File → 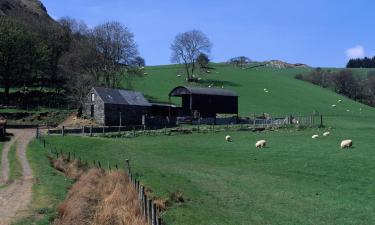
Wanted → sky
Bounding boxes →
[41,0,375,67]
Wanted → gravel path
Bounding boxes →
[0,129,35,225]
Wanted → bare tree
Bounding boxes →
[170,30,212,81]
[92,21,138,88]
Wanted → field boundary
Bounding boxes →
[45,114,324,138]
[35,129,165,225]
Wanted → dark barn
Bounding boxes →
[85,87,151,126]
[169,86,238,118]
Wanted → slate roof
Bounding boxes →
[93,87,152,106]
[169,86,238,97]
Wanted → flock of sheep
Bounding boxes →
[225,132,353,149]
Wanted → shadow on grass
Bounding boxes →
[197,79,240,88]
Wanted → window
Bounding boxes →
[90,105,94,117]
[91,93,95,102]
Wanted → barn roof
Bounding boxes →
[169,86,238,97]
[93,87,152,106]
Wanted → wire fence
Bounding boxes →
[35,129,165,225]
[45,114,324,138]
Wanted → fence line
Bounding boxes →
[35,129,164,225]
[46,114,324,138]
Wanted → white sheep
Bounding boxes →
[143,72,148,75]
[340,139,353,149]
[312,134,319,139]
[338,100,342,103]
[346,109,350,112]
[331,104,337,107]
[176,74,181,77]
[264,90,269,93]
[225,135,232,142]
[255,140,266,148]
[323,131,330,136]
[264,88,267,91]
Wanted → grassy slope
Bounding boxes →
[8,142,22,180]
[129,64,374,118]
[27,64,375,224]
[14,141,72,225]
[45,121,375,225]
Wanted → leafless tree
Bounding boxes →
[170,30,212,81]
[92,21,138,88]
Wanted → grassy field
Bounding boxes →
[13,141,72,225]
[128,64,374,117]
[24,64,375,224]
[44,115,375,225]
[8,142,22,181]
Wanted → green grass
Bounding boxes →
[128,64,374,117]
[22,64,375,224]
[8,142,23,181]
[13,141,72,225]
[43,118,375,225]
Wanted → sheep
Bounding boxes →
[225,135,232,142]
[340,139,353,149]
[264,90,269,93]
[346,109,350,112]
[255,140,266,148]
[143,72,148,75]
[264,88,268,91]
[312,134,319,139]
[176,74,181,77]
[331,104,337,107]
[338,99,342,103]
[323,131,330,136]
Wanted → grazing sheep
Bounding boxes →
[338,100,342,103]
[197,77,202,81]
[255,140,266,148]
[143,72,148,75]
[176,74,181,77]
[340,139,353,149]
[264,88,267,91]
[264,90,269,93]
[323,131,330,136]
[225,135,232,142]
[331,104,337,107]
[346,109,350,112]
[312,134,319,139]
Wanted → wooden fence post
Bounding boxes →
[148,199,152,223]
[82,126,84,135]
[62,126,65,136]
[90,125,93,137]
[320,114,323,127]
[125,159,131,175]
[68,152,71,161]
[152,203,157,225]
[143,193,148,219]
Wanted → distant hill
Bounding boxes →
[0,0,55,24]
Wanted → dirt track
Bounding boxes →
[0,129,35,225]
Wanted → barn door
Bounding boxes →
[90,105,94,117]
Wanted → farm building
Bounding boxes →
[169,86,238,118]
[85,87,152,126]
[0,116,6,139]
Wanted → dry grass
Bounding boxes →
[93,171,148,225]
[54,168,103,225]
[52,157,148,225]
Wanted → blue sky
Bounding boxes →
[41,0,375,67]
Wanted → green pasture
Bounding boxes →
[43,113,375,225]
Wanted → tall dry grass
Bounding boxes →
[92,171,148,225]
[52,157,148,225]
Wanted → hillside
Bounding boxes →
[0,0,53,20]
[128,64,375,118]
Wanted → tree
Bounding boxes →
[170,30,212,81]
[330,70,359,99]
[132,56,146,67]
[0,17,49,98]
[196,53,210,69]
[92,21,139,88]
[228,56,251,67]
